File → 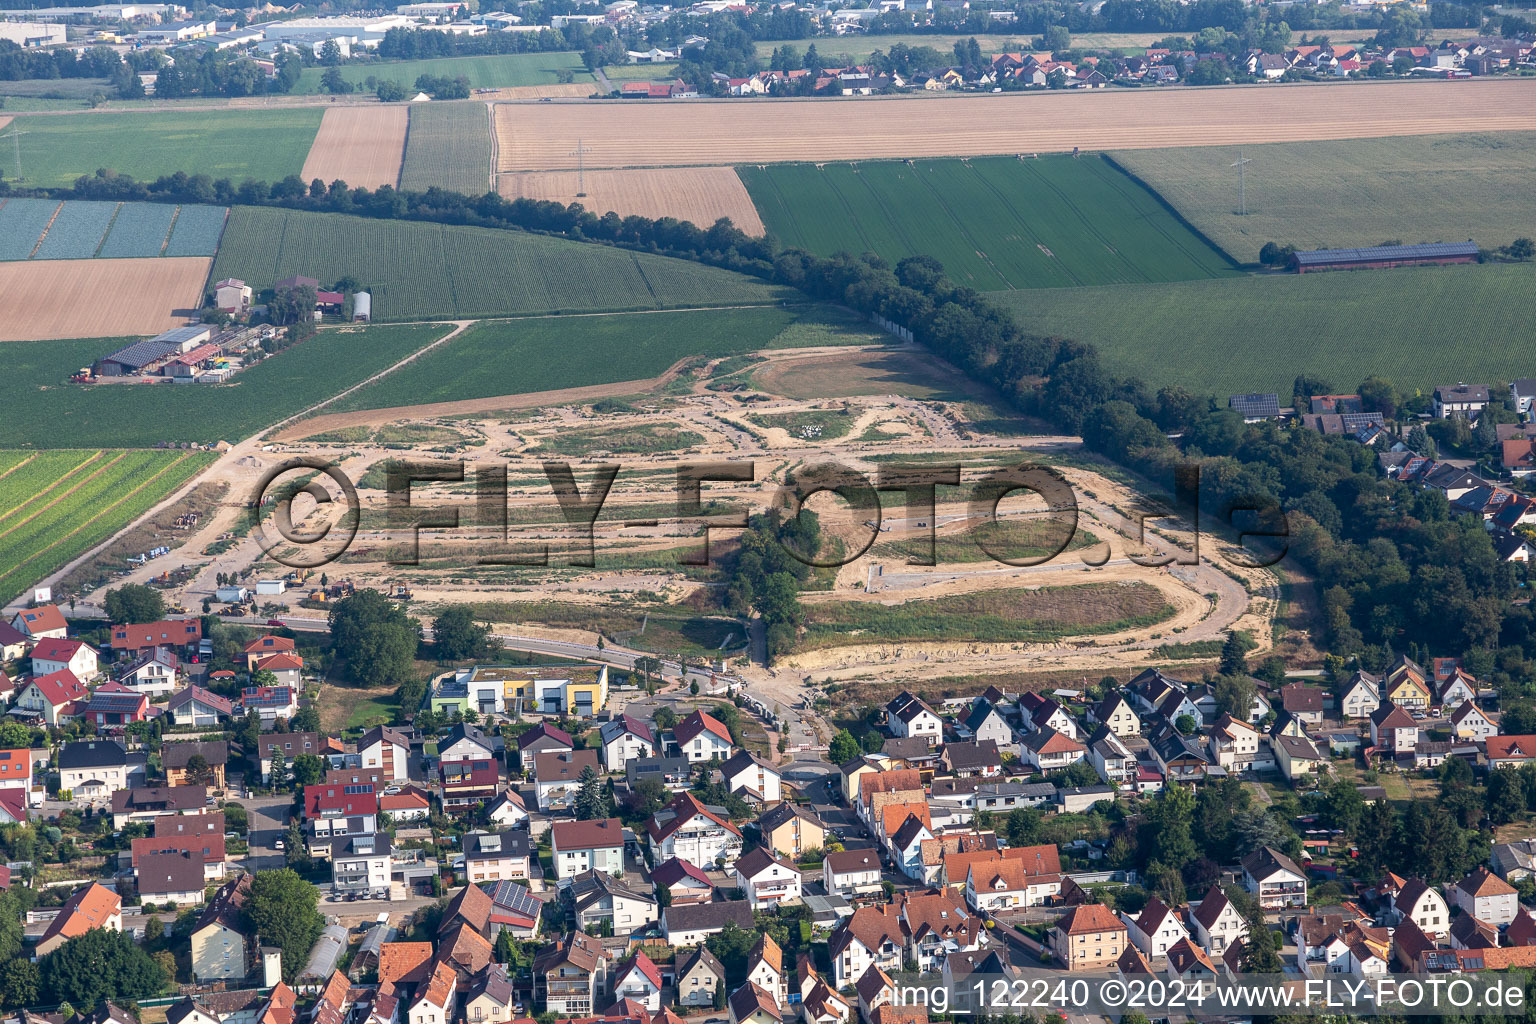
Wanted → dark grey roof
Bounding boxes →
[1228,393,1280,419]
[58,739,128,770]
[943,739,1002,771]
[1292,242,1479,267]
[663,899,754,934]
[162,741,227,769]
[101,339,181,370]
[626,756,692,784]
[464,830,531,859]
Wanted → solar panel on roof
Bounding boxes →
[1294,242,1479,265]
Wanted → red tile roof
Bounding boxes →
[31,669,88,707]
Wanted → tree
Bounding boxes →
[377,80,406,102]
[40,928,164,1006]
[713,979,726,1011]
[104,583,165,624]
[1211,674,1257,720]
[1506,238,1535,261]
[0,959,38,1010]
[1175,714,1196,735]
[284,819,310,870]
[1406,424,1437,458]
[1219,631,1248,676]
[829,729,861,765]
[292,705,321,733]
[330,590,422,688]
[269,750,289,792]
[267,283,317,325]
[433,607,494,661]
[182,754,214,788]
[1240,925,1285,972]
[244,869,324,982]
[1359,376,1400,420]
[653,706,678,733]
[290,753,325,789]
[573,766,613,821]
[319,38,343,66]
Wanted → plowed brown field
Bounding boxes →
[495,80,1536,170]
[301,106,408,189]
[0,257,212,342]
[496,166,765,234]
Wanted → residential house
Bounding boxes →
[190,875,252,982]
[58,738,143,800]
[16,669,89,725]
[111,648,178,699]
[569,870,657,934]
[533,749,600,811]
[854,965,896,1022]
[163,741,227,789]
[1189,883,1247,956]
[408,961,458,1024]
[823,848,883,897]
[647,791,742,868]
[900,889,983,972]
[1021,727,1084,771]
[1273,733,1324,783]
[963,847,1062,912]
[1208,714,1268,774]
[1023,696,1079,740]
[513,723,572,768]
[83,682,149,727]
[1394,878,1449,936]
[441,759,500,811]
[1124,896,1190,958]
[1089,693,1141,736]
[885,692,943,747]
[745,934,785,1009]
[828,904,904,989]
[460,831,532,884]
[357,726,410,781]
[1451,866,1518,926]
[662,900,755,946]
[481,879,542,939]
[963,699,1013,745]
[109,617,201,656]
[722,750,782,803]
[138,849,207,907]
[550,818,626,882]
[31,638,99,680]
[627,756,694,792]
[1434,383,1490,419]
[242,634,296,670]
[756,802,826,859]
[599,716,656,771]
[381,786,433,823]
[1339,671,1381,719]
[1487,735,1536,769]
[256,732,323,782]
[1242,847,1306,909]
[735,845,802,909]
[11,605,67,640]
[941,740,1003,778]
[35,882,122,956]
[674,710,736,762]
[676,946,726,1008]
[166,686,235,727]
[652,856,713,905]
[1370,703,1419,755]
[1451,702,1498,741]
[0,749,33,809]
[611,952,663,1012]
[1382,658,1433,709]
[463,964,515,1024]
[1050,904,1128,972]
[728,983,781,1024]
[444,723,500,763]
[112,785,206,828]
[1278,683,1325,725]
[1086,727,1136,789]
[331,833,392,893]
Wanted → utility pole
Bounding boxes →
[1231,151,1251,216]
[570,139,592,197]
[0,125,28,182]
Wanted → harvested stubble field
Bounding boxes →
[989,262,1536,396]
[0,257,210,341]
[797,580,1175,650]
[495,81,1536,170]
[741,156,1233,289]
[1111,131,1536,262]
[11,108,323,187]
[398,101,493,194]
[0,324,449,448]
[211,206,779,321]
[300,106,408,190]
[497,166,765,234]
[0,449,213,604]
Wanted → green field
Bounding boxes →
[297,52,590,94]
[329,305,860,412]
[738,156,1235,291]
[10,109,324,187]
[0,323,451,449]
[210,206,781,321]
[0,449,214,604]
[1111,133,1536,264]
[990,262,1536,396]
[398,101,493,194]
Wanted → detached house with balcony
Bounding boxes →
[673,710,735,762]
[647,791,741,868]
[1022,727,1084,771]
[885,692,943,747]
[734,845,802,909]
[1243,847,1306,909]
[550,818,625,882]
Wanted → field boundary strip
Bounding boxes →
[92,203,123,258]
[26,202,62,259]
[1082,158,1237,275]
[0,454,37,485]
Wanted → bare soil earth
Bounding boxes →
[497,166,766,234]
[495,80,1536,170]
[300,106,408,190]
[0,257,212,341]
[275,357,690,441]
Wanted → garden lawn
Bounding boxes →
[11,109,324,187]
